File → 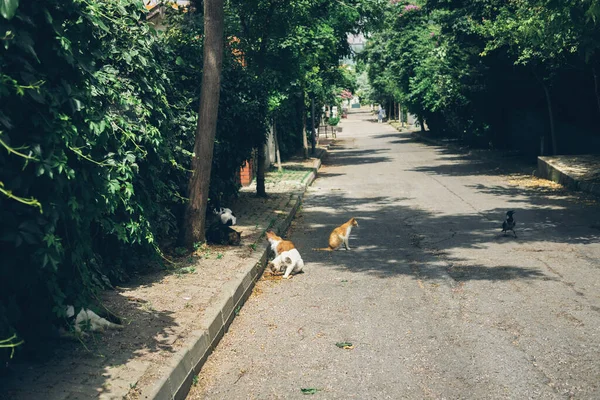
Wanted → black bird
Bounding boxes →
[502,210,517,237]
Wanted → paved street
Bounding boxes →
[189,110,600,399]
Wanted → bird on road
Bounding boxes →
[502,210,517,237]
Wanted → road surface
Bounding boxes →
[188,110,600,399]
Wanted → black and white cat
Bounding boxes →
[65,305,123,333]
[213,207,236,226]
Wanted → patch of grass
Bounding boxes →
[175,266,196,278]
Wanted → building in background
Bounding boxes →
[145,0,190,30]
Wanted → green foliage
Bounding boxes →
[162,7,269,206]
[328,116,341,126]
[0,0,180,360]
[229,0,368,154]
[364,0,600,153]
[0,0,371,364]
[0,0,266,362]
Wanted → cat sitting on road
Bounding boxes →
[314,217,359,251]
[268,248,305,279]
[265,230,296,257]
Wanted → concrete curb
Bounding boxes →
[538,156,600,197]
[144,148,327,400]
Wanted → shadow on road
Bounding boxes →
[297,128,600,285]
[297,192,579,282]
[324,148,392,167]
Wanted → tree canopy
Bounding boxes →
[362,0,600,154]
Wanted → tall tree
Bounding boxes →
[184,0,225,246]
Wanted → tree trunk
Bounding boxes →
[256,144,267,197]
[532,66,558,155]
[386,100,390,122]
[273,118,282,172]
[542,83,558,155]
[184,0,225,247]
[593,67,600,120]
[302,95,309,159]
[400,103,404,127]
[311,96,316,155]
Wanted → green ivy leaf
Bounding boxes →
[0,0,19,20]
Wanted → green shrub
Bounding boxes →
[0,0,270,363]
[328,116,341,126]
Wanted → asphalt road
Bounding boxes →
[188,110,600,399]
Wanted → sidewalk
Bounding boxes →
[0,148,327,400]
[405,125,600,196]
[538,155,600,196]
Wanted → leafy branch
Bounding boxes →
[0,334,24,359]
[0,181,43,212]
[0,135,39,161]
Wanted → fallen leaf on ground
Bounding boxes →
[301,388,320,395]
[335,342,354,349]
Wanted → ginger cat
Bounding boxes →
[265,230,295,257]
[314,217,359,251]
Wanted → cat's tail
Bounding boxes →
[312,247,333,251]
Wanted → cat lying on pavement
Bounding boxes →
[65,305,123,334]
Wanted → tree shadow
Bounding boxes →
[406,134,538,174]
[292,190,599,284]
[0,289,178,399]
[372,133,405,140]
[325,148,392,167]
[316,172,346,179]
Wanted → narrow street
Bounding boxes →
[188,110,600,399]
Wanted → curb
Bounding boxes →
[538,156,600,197]
[144,148,327,400]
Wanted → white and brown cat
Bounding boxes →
[314,217,359,251]
[269,249,304,279]
[265,230,304,279]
